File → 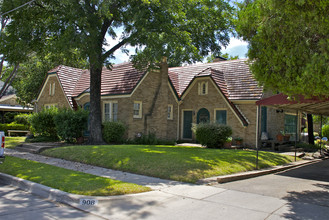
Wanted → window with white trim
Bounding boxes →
[215,109,227,125]
[44,104,58,109]
[167,104,173,120]
[49,83,52,95]
[52,83,55,95]
[284,114,297,134]
[133,101,142,118]
[103,101,118,122]
[198,82,208,95]
[49,82,55,96]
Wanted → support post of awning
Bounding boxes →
[320,115,323,154]
[256,105,260,169]
[295,111,298,161]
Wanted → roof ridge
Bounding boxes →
[168,58,249,70]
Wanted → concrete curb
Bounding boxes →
[197,157,328,185]
[0,172,137,207]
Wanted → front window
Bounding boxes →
[133,101,142,118]
[44,104,58,109]
[215,109,227,125]
[103,102,118,122]
[285,114,297,134]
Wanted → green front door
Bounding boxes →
[183,111,193,139]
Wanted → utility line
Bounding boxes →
[0,0,36,17]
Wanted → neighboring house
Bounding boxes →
[0,94,33,123]
[36,58,300,146]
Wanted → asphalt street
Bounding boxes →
[0,183,105,220]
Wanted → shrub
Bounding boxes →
[14,113,31,126]
[29,107,58,138]
[102,121,126,144]
[54,108,89,143]
[192,123,232,148]
[3,112,19,123]
[0,122,29,136]
[322,124,329,138]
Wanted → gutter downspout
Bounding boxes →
[177,101,181,141]
[295,111,298,161]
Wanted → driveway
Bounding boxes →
[217,159,329,219]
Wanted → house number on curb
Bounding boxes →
[79,199,98,206]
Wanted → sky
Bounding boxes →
[109,37,249,64]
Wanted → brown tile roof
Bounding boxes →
[168,59,263,100]
[49,65,84,107]
[71,62,146,98]
[49,59,262,111]
[100,62,146,96]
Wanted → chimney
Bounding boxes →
[213,56,227,62]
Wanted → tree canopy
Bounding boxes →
[1,0,233,143]
[235,0,329,98]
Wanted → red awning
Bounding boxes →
[256,93,329,116]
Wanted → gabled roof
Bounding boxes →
[48,65,84,107]
[168,59,263,100]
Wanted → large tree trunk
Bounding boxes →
[88,63,105,144]
[307,114,314,145]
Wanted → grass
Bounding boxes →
[5,137,26,149]
[0,156,150,196]
[41,145,297,183]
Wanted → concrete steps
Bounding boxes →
[15,142,66,154]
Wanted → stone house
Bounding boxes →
[36,58,300,146]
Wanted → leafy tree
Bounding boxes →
[235,0,329,97]
[12,52,88,105]
[2,0,233,144]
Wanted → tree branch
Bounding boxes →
[0,56,5,79]
[102,37,130,60]
[0,64,19,98]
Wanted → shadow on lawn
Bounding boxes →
[133,146,293,181]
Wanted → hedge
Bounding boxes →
[0,122,29,136]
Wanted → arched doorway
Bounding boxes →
[197,108,210,124]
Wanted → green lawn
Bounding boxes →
[5,137,26,149]
[41,145,297,183]
[0,156,150,196]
